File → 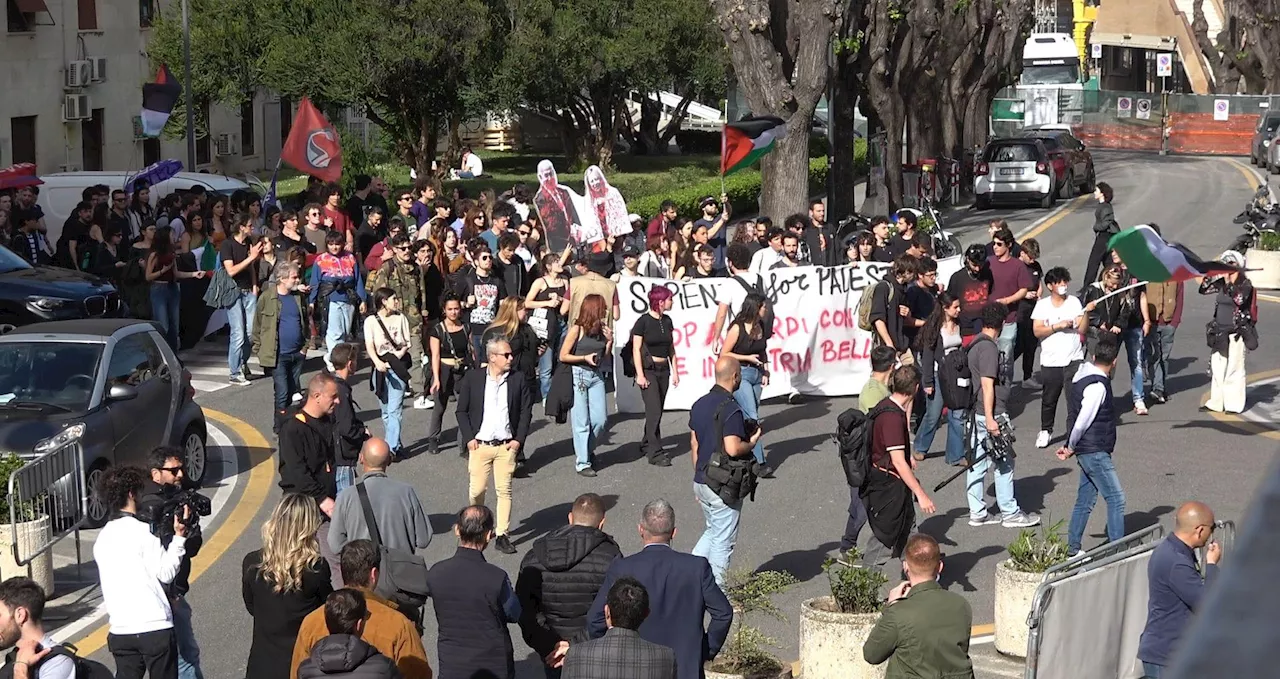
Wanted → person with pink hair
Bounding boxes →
[631,285,680,466]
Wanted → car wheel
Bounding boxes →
[1039,189,1055,209]
[975,194,991,210]
[183,423,208,487]
[1059,172,1074,199]
[84,462,110,529]
[1082,166,1096,194]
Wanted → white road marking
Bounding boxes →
[48,423,241,643]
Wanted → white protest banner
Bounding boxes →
[612,256,962,412]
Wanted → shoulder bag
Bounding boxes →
[354,482,431,612]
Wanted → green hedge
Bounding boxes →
[628,138,866,220]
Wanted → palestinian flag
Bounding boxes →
[721,116,786,176]
[1107,225,1238,282]
[140,65,182,137]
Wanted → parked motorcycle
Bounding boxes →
[1231,183,1280,253]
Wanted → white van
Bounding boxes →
[36,171,251,244]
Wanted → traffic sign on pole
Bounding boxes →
[1157,54,1173,78]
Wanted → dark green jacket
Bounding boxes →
[368,258,422,335]
[252,287,310,368]
[862,581,975,679]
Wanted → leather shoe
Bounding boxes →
[514,460,529,478]
[1151,390,1168,404]
[577,468,597,477]
[757,464,776,479]
[648,455,672,467]
[495,535,517,554]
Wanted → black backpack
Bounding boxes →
[835,401,900,490]
[0,643,115,679]
[936,334,998,411]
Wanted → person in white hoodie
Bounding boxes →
[93,465,190,679]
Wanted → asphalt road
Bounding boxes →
[64,151,1280,678]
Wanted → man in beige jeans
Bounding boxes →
[457,339,534,555]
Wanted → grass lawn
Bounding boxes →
[274,151,724,205]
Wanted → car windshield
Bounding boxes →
[0,342,103,413]
[0,245,33,275]
[1021,64,1080,86]
[985,144,1040,163]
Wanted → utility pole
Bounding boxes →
[182,0,195,170]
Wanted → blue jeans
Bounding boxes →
[325,299,354,369]
[693,481,741,589]
[149,283,180,351]
[537,321,563,399]
[335,465,357,495]
[380,369,406,451]
[966,415,1020,518]
[273,351,305,410]
[734,365,765,463]
[1146,324,1176,394]
[997,321,1018,383]
[226,290,257,379]
[913,373,945,455]
[1142,661,1164,678]
[1123,327,1146,403]
[1067,452,1126,553]
[945,408,968,465]
[171,594,203,679]
[571,367,607,471]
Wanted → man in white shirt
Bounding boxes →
[708,242,768,349]
[454,146,484,179]
[456,340,534,555]
[749,226,785,274]
[93,465,190,678]
[0,577,76,679]
[1031,267,1087,449]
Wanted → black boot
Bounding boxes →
[426,436,439,455]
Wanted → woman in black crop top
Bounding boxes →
[631,285,680,466]
[425,292,474,454]
[718,292,772,475]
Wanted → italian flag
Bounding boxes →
[1107,225,1238,282]
[721,116,787,176]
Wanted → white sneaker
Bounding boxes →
[1035,430,1051,449]
[291,392,303,404]
[1134,400,1149,416]
[413,395,434,410]
[1002,511,1042,528]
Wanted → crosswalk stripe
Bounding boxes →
[178,337,328,397]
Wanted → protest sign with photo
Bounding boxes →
[583,165,632,238]
[533,159,586,252]
[612,256,963,412]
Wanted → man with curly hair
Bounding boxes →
[93,465,191,678]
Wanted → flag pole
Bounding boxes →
[1085,280,1148,306]
[719,123,727,197]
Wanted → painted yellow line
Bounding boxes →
[1260,293,1280,304]
[1224,157,1264,191]
[971,623,995,636]
[1199,368,1280,441]
[1020,195,1088,241]
[69,409,274,655]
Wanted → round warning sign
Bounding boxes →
[1136,100,1150,113]
[1118,98,1132,111]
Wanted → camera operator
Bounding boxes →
[689,356,763,589]
[137,446,205,679]
[93,465,191,679]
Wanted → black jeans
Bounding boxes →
[426,364,462,444]
[1014,312,1038,381]
[1040,361,1081,432]
[1081,232,1111,291]
[840,486,867,552]
[639,363,671,460]
[108,628,178,679]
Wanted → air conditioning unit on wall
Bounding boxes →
[215,133,237,156]
[89,57,107,83]
[65,60,91,88]
[62,94,91,122]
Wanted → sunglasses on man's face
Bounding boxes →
[492,351,513,359]
[399,196,412,202]
[394,245,411,252]
[518,229,531,237]
[478,255,492,262]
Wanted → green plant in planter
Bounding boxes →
[1255,230,1280,252]
[710,568,799,677]
[823,552,887,614]
[1007,519,1070,573]
[0,453,40,522]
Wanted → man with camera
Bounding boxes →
[689,356,763,589]
[94,465,192,679]
[137,447,206,679]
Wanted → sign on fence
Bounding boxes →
[612,257,963,412]
[1117,97,1132,119]
[1214,99,1230,121]
[1136,99,1152,121]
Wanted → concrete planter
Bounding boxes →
[994,559,1046,657]
[1247,248,1280,289]
[0,515,53,595]
[705,665,792,679]
[798,597,886,679]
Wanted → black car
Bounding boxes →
[0,243,123,334]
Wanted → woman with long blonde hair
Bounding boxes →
[241,493,333,679]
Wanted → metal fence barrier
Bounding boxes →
[6,441,88,579]
[1025,520,1236,679]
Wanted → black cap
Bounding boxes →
[621,243,641,257]
[965,243,987,264]
[699,195,717,208]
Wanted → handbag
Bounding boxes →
[354,483,431,612]
[1237,319,1260,351]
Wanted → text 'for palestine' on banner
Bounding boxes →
[611,256,963,412]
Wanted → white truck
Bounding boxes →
[1018,33,1086,126]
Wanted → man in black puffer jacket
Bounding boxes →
[298,589,400,679]
[516,493,622,676]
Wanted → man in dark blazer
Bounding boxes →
[585,499,732,679]
[563,577,676,679]
[456,338,534,554]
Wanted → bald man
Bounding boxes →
[1138,502,1221,677]
[688,355,763,587]
[329,437,432,556]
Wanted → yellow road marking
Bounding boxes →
[68,409,274,655]
[1199,368,1280,441]
[1019,195,1089,241]
[1223,157,1265,192]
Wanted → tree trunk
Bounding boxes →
[1235,0,1280,92]
[829,58,859,222]
[637,96,662,155]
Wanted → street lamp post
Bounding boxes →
[181,0,195,170]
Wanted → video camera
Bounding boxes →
[980,413,1016,462]
[149,487,212,539]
